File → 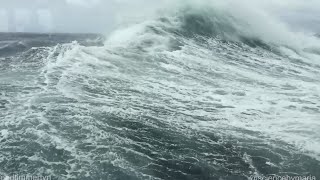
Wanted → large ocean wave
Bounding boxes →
[0,1,320,179]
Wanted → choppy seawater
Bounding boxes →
[1,7,320,180]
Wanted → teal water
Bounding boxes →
[0,8,320,179]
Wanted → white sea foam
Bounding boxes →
[1,1,319,178]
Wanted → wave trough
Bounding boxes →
[0,1,320,180]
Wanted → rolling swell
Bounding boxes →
[0,33,104,57]
[1,2,320,180]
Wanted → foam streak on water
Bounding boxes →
[1,3,320,180]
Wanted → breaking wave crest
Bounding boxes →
[107,1,320,54]
[1,1,320,179]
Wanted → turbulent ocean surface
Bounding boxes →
[1,3,320,180]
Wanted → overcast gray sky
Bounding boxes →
[0,0,319,34]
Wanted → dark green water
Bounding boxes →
[0,11,320,180]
